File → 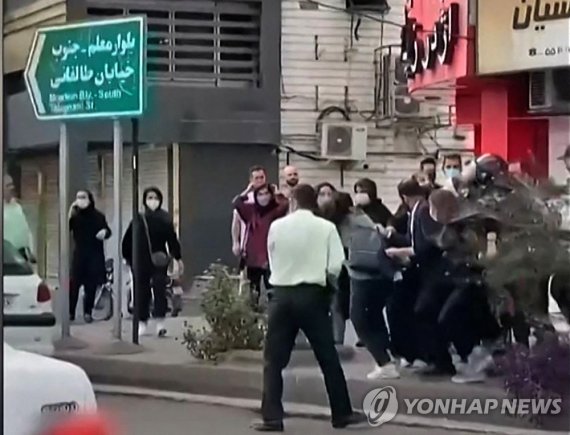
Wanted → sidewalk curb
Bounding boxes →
[56,353,566,432]
[94,384,568,435]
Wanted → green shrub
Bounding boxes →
[182,263,267,361]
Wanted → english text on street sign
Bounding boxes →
[24,16,146,120]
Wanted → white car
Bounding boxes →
[3,341,97,435]
[3,241,57,355]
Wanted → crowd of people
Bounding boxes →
[231,153,565,398]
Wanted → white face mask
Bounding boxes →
[257,195,271,207]
[76,198,89,209]
[146,199,160,211]
[444,168,461,179]
[354,192,370,206]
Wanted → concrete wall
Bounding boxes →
[280,0,474,209]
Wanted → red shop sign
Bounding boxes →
[401,2,460,77]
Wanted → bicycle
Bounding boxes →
[91,259,114,322]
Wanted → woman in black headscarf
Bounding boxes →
[315,182,337,220]
[69,190,111,323]
[122,187,182,337]
[353,178,393,226]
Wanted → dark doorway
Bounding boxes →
[179,143,278,278]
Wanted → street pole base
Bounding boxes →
[54,336,89,351]
[91,340,144,356]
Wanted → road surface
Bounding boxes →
[97,395,474,435]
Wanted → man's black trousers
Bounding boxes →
[261,285,353,424]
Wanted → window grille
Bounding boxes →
[87,1,261,87]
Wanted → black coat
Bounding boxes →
[122,187,181,270]
[69,192,111,284]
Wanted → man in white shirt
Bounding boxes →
[251,185,359,432]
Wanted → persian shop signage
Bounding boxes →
[478,0,570,74]
[401,3,460,78]
[512,0,570,30]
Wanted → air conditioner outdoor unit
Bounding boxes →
[320,122,368,160]
[381,53,432,119]
[529,68,570,114]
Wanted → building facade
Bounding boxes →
[4,0,477,280]
[4,0,281,278]
[403,0,570,182]
[280,0,473,210]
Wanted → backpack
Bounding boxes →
[348,224,398,278]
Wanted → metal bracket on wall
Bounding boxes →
[314,35,321,60]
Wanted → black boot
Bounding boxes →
[250,420,284,432]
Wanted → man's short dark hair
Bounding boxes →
[442,154,462,167]
[420,157,437,168]
[429,189,459,223]
[397,177,424,198]
[249,165,266,175]
[292,184,317,209]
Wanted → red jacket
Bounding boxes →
[234,195,288,269]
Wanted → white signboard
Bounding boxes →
[478,0,570,74]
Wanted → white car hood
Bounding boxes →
[3,343,97,435]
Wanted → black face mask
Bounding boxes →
[426,171,436,182]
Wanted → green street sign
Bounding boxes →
[24,16,146,121]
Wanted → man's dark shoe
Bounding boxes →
[332,413,367,429]
[84,314,93,324]
[418,364,456,377]
[250,419,284,432]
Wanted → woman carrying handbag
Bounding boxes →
[122,187,183,337]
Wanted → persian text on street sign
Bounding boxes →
[24,16,146,120]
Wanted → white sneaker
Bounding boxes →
[454,361,468,374]
[156,319,167,337]
[367,363,400,380]
[468,346,494,373]
[451,368,487,384]
[400,358,412,368]
[451,353,462,367]
[411,359,428,370]
[138,322,151,337]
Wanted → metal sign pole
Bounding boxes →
[131,118,140,344]
[59,122,70,338]
[1,0,5,341]
[112,120,123,340]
